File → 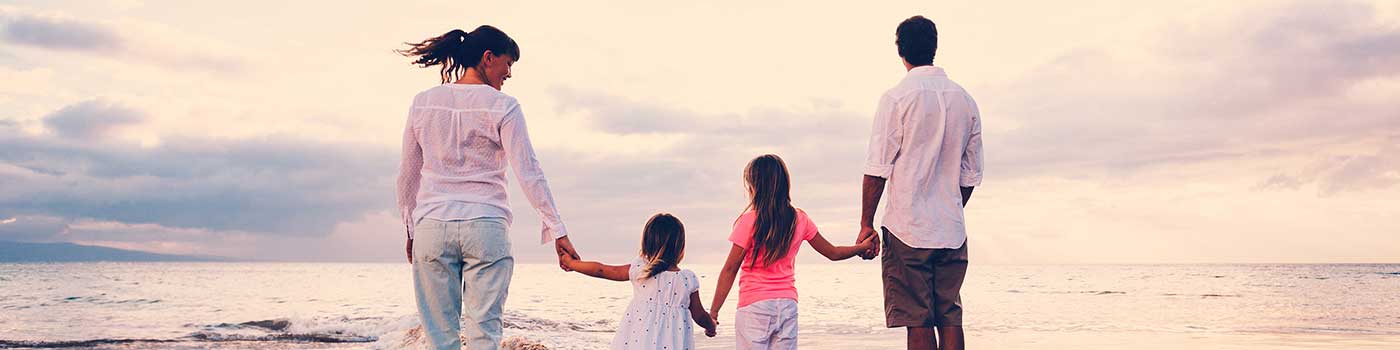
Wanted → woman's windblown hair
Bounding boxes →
[743,154,796,268]
[397,25,520,83]
[639,213,686,279]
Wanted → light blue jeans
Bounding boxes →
[413,217,514,350]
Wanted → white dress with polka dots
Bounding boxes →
[611,257,700,350]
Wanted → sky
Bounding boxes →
[1,0,1398,264]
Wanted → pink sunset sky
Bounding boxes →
[1,0,1398,263]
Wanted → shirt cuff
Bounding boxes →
[540,221,569,244]
[960,172,982,187]
[863,163,894,179]
[401,208,415,239]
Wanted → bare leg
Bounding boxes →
[937,326,965,350]
[908,326,937,350]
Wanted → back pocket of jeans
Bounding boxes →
[466,220,511,262]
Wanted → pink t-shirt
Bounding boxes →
[728,208,820,308]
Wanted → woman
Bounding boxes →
[396,25,579,350]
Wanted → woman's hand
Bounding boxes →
[555,236,580,271]
[705,312,719,337]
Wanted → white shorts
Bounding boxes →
[734,298,798,350]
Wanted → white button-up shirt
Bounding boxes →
[864,66,983,249]
[397,84,568,244]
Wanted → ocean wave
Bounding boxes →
[188,312,611,349]
[1162,293,1242,298]
[185,332,373,343]
[0,339,175,349]
[1086,290,1126,295]
[2,313,576,349]
[56,295,161,305]
[1003,289,1128,295]
[192,315,411,344]
[501,311,614,333]
[371,311,613,350]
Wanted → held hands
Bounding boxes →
[558,249,580,271]
[705,309,720,337]
[554,236,581,271]
[857,226,881,260]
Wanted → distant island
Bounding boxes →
[0,241,227,262]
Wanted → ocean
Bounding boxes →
[1,262,1397,349]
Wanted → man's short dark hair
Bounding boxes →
[896,16,938,66]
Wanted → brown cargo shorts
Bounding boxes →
[881,227,968,327]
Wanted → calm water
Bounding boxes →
[1,262,1397,349]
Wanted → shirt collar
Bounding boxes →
[907,65,946,77]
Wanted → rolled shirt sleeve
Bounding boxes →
[500,102,570,244]
[863,93,904,178]
[960,96,984,187]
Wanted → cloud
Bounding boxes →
[474,88,885,263]
[1322,151,1400,194]
[41,99,144,139]
[987,0,1400,180]
[0,7,245,73]
[0,101,396,239]
[1254,137,1400,195]
[0,12,123,52]
[0,215,69,242]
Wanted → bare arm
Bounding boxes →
[808,232,876,261]
[688,291,717,337]
[709,244,746,323]
[857,175,888,258]
[560,254,629,281]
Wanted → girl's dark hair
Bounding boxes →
[397,25,521,83]
[742,154,796,268]
[640,213,686,279]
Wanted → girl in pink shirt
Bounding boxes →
[709,154,876,349]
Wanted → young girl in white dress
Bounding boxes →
[562,213,718,350]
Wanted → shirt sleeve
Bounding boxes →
[499,101,570,244]
[628,257,644,281]
[686,270,700,293]
[797,209,819,241]
[864,92,905,178]
[960,95,984,187]
[728,213,755,249]
[395,107,423,239]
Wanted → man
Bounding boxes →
[857,15,984,350]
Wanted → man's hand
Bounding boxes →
[857,226,880,259]
[405,238,414,264]
[555,236,580,271]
